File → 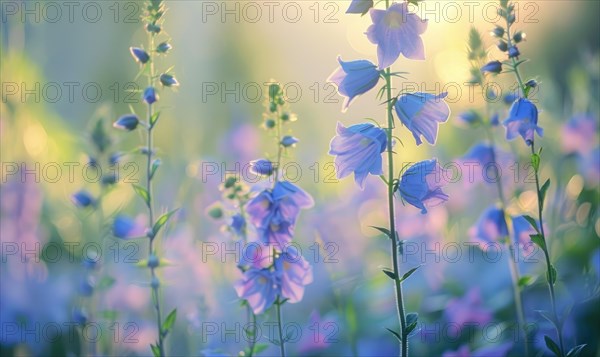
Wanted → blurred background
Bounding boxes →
[1,1,599,356]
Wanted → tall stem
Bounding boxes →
[505,15,564,357]
[145,32,165,357]
[385,69,407,357]
[483,124,528,356]
[276,300,286,357]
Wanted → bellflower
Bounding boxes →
[112,215,145,239]
[245,181,313,248]
[234,267,279,314]
[229,213,246,236]
[275,247,313,303]
[143,86,158,104]
[398,159,448,214]
[503,98,543,145]
[71,190,95,208]
[129,47,150,64]
[113,114,139,131]
[346,0,373,15]
[468,206,508,244]
[328,57,381,112]
[461,143,511,184]
[394,92,451,145]
[250,159,275,176]
[328,122,387,189]
[457,110,482,126]
[481,60,503,74]
[366,2,428,69]
[508,46,520,58]
[281,136,299,147]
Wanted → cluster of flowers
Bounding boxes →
[231,84,314,316]
[329,1,450,212]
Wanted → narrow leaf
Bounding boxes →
[385,328,402,341]
[523,215,540,233]
[132,184,150,207]
[399,265,422,282]
[531,153,540,172]
[150,344,160,357]
[370,226,392,238]
[150,112,161,127]
[530,234,546,251]
[150,159,161,180]
[405,312,419,335]
[153,208,179,236]
[518,275,535,287]
[567,344,587,357]
[547,264,557,285]
[382,268,397,280]
[544,335,561,357]
[162,309,177,333]
[540,179,551,208]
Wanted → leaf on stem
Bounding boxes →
[544,335,561,357]
[133,184,150,207]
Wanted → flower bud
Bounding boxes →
[156,42,172,53]
[72,190,95,208]
[207,204,224,219]
[143,87,158,104]
[224,176,238,189]
[250,159,275,176]
[159,73,179,87]
[269,102,277,113]
[102,173,117,186]
[513,31,525,43]
[480,60,503,74]
[146,23,161,34]
[525,79,538,88]
[130,47,150,64]
[497,40,508,52]
[151,277,160,289]
[264,119,276,129]
[147,254,160,268]
[281,136,299,147]
[113,114,139,131]
[508,46,520,58]
[491,26,504,37]
[268,83,281,100]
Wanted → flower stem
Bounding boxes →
[146,31,165,357]
[385,68,407,357]
[505,14,565,357]
[482,122,529,356]
[276,299,286,357]
[530,144,565,357]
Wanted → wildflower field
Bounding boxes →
[1,1,599,356]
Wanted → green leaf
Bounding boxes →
[405,312,419,335]
[530,234,546,251]
[370,226,392,239]
[133,184,150,207]
[567,344,587,357]
[518,275,535,287]
[399,265,422,283]
[385,328,402,342]
[162,309,177,335]
[150,112,161,128]
[531,153,540,172]
[544,335,561,357]
[150,344,160,357]
[150,159,161,180]
[540,179,551,208]
[252,344,269,354]
[382,268,397,280]
[523,215,540,233]
[153,208,179,237]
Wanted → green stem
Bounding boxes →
[530,144,565,356]
[276,299,286,357]
[505,13,564,356]
[247,305,257,357]
[146,32,165,357]
[482,123,529,356]
[385,69,407,357]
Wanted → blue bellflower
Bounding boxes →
[469,206,508,243]
[398,159,448,214]
[245,181,313,249]
[275,247,313,303]
[250,159,275,176]
[366,3,428,69]
[503,98,543,146]
[329,122,387,189]
[346,0,373,15]
[394,92,451,145]
[234,267,279,314]
[143,86,158,104]
[481,60,503,74]
[129,47,150,64]
[113,215,145,239]
[71,190,95,208]
[113,114,139,131]
[328,57,381,112]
